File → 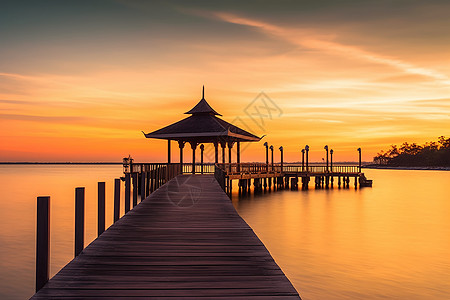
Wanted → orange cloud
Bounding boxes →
[212,12,450,85]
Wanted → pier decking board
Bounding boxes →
[31,174,300,299]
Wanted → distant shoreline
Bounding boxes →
[0,162,122,165]
[364,165,450,171]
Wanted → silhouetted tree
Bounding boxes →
[373,136,450,167]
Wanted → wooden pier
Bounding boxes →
[213,163,372,194]
[126,161,372,196]
[31,174,300,299]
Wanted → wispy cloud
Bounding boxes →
[210,12,450,85]
[0,113,88,123]
[0,99,34,105]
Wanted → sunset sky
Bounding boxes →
[1,0,449,162]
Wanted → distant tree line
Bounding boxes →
[373,136,450,167]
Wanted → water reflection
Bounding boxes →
[232,170,450,300]
[0,165,123,300]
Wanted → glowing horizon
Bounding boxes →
[1,1,449,163]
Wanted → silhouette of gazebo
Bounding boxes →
[143,87,261,173]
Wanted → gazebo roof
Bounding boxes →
[143,88,261,143]
[185,98,221,116]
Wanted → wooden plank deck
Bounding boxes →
[32,174,300,299]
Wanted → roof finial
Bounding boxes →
[202,85,205,99]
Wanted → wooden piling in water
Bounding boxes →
[290,177,298,190]
[97,182,105,236]
[75,187,85,257]
[36,196,50,292]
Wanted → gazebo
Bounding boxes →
[142,87,262,173]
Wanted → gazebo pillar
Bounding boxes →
[178,141,185,174]
[167,139,171,163]
[227,141,234,173]
[200,144,204,174]
[236,142,241,173]
[220,141,226,165]
[190,142,197,174]
[214,142,219,164]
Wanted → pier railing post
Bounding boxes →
[114,178,120,222]
[125,173,131,213]
[132,172,138,207]
[75,187,85,257]
[36,196,50,292]
[358,148,362,172]
[97,182,105,236]
[146,171,150,196]
[140,171,146,202]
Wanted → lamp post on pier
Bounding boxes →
[264,142,269,172]
[279,146,283,173]
[330,149,334,172]
[305,145,309,172]
[301,148,305,172]
[270,145,274,171]
[324,145,329,172]
[357,148,362,173]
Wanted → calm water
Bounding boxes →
[1,166,449,299]
[232,169,450,299]
[0,165,123,300]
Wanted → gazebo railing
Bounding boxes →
[182,163,216,174]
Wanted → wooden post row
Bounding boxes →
[36,196,50,292]
[113,178,120,222]
[98,182,105,236]
[75,187,85,257]
[125,173,131,213]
